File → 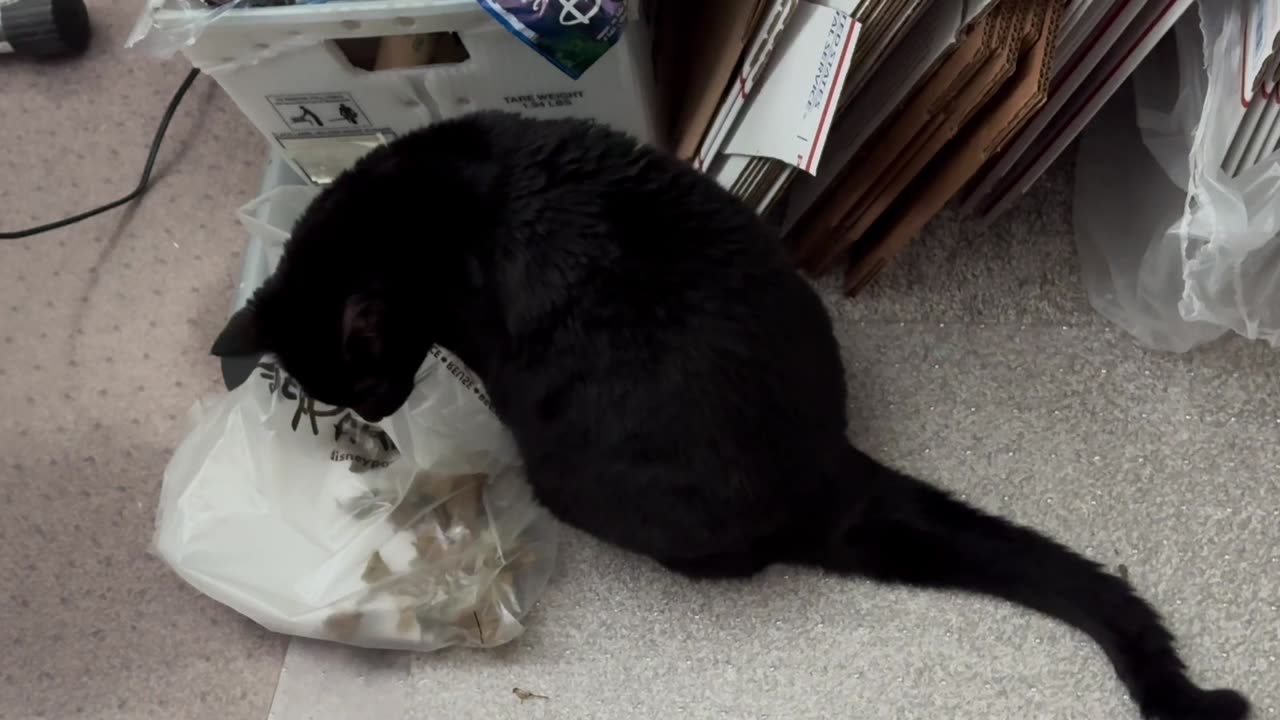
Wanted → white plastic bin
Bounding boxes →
[132,0,661,184]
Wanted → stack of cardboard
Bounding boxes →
[660,1,941,215]
[783,1,1061,292]
[959,0,1197,221]
[772,0,1197,294]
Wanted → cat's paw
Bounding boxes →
[1141,685,1250,720]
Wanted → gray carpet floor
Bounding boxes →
[1,6,1276,720]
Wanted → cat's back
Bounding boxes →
[477,112,789,294]
[471,114,849,475]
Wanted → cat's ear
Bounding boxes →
[211,305,266,357]
[342,293,387,364]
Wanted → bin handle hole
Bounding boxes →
[333,32,470,72]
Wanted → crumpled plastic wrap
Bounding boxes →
[128,0,631,77]
[1074,2,1280,351]
[155,346,557,651]
[127,0,242,60]
[126,0,386,67]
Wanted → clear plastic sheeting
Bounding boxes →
[127,0,248,61]
[1074,2,1280,351]
[155,343,557,652]
[125,0,459,69]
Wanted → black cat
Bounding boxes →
[212,111,1249,720]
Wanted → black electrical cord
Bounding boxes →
[0,67,202,240]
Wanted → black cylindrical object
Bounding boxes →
[0,0,90,58]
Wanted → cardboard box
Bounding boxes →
[701,1,859,214]
[844,0,1067,294]
[966,0,1195,221]
[717,2,858,175]
[819,5,1019,274]
[789,5,1015,273]
[663,0,774,161]
[734,0,935,218]
[959,0,1149,217]
[691,0,798,173]
[149,0,662,184]
[744,0,1201,294]
[780,0,968,236]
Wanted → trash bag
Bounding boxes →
[155,345,558,652]
[1074,2,1280,351]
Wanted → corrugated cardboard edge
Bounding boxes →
[824,2,1021,280]
[985,0,1065,156]
[793,4,1013,272]
[781,2,967,243]
[789,7,1004,271]
[745,160,788,209]
[974,0,1195,223]
[958,0,1149,216]
[764,1,935,222]
[926,1,1021,115]
[843,0,1067,295]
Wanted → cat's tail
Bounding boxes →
[804,443,1249,720]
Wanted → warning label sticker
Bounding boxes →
[269,93,371,130]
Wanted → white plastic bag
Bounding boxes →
[1074,2,1280,351]
[155,347,557,651]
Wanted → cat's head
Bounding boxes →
[210,276,426,423]
[209,161,444,420]
[210,117,502,421]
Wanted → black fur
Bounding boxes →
[212,112,1249,720]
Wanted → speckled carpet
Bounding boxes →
[0,5,1276,720]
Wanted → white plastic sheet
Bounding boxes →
[155,337,557,652]
[126,0,350,64]
[1074,2,1280,351]
[127,0,243,61]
